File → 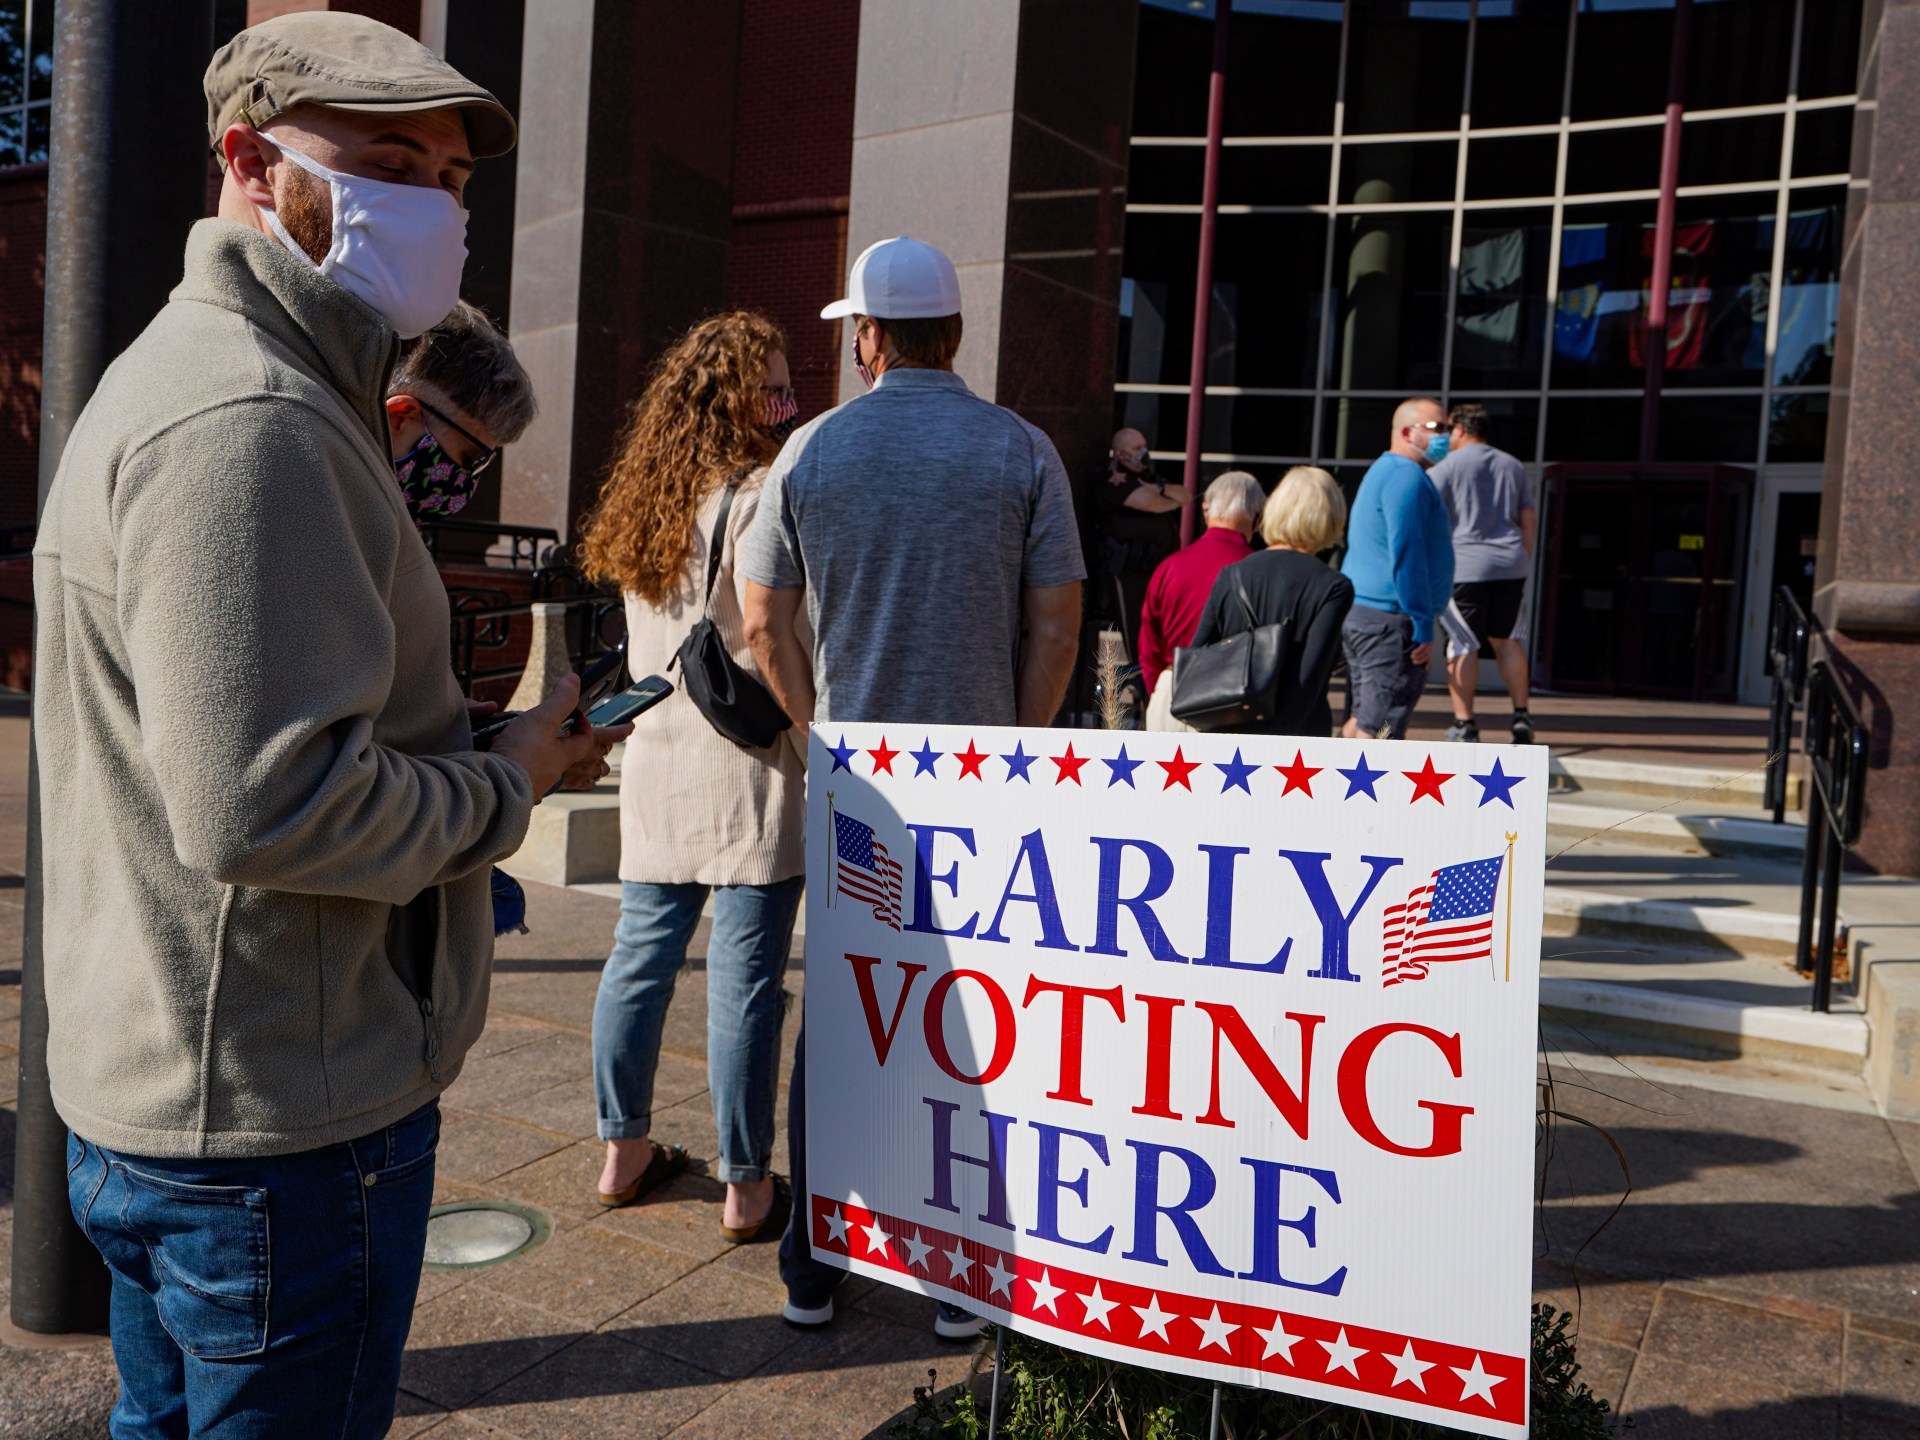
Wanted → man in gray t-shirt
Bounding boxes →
[740,235,1085,1341]
[1427,402,1538,743]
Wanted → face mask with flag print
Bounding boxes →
[758,386,801,441]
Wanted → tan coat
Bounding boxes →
[33,222,533,1158]
[618,474,806,886]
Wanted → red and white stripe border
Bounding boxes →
[810,1194,1526,1429]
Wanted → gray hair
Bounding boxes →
[390,301,538,444]
[1202,470,1266,528]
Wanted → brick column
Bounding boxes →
[1814,0,1920,876]
[839,0,1137,486]
[500,0,743,539]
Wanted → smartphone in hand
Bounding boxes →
[584,675,674,729]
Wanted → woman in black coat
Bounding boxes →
[1187,466,1355,737]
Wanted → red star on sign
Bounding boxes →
[1051,744,1088,785]
[867,737,899,775]
[1158,746,1200,791]
[1274,750,1321,797]
[954,741,989,780]
[1402,755,1454,803]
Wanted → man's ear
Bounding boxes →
[385,393,421,440]
[222,125,278,208]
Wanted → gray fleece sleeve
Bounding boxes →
[111,401,534,902]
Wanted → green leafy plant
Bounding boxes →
[890,1304,1623,1439]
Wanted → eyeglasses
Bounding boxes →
[421,402,499,477]
[1408,420,1447,433]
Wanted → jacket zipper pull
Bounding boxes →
[419,996,444,1084]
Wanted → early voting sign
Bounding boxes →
[803,725,1547,1438]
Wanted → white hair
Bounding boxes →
[1202,470,1266,528]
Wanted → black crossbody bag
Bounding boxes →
[670,481,793,751]
[1169,567,1293,730]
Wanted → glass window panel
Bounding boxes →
[1343,2,1472,136]
[1450,209,1553,390]
[1218,396,1316,460]
[1118,213,1327,390]
[1686,0,1795,110]
[1469,1,1572,129]
[1131,4,1213,136]
[1770,189,1842,386]
[1320,397,1400,463]
[1221,144,1332,206]
[1678,115,1783,187]
[1328,211,1453,392]
[1224,5,1341,139]
[0,4,23,110]
[1545,395,1642,462]
[26,0,47,102]
[1799,0,1864,99]
[1339,139,1458,205]
[1655,394,1761,461]
[1570,3,1676,122]
[1792,107,1854,178]
[1566,125,1663,195]
[25,98,43,164]
[1551,201,1658,388]
[1446,397,1541,465]
[1128,146,1203,206]
[0,107,22,169]
[1112,390,1188,461]
[1769,391,1829,462]
[1465,134,1559,200]
[1658,197,1773,389]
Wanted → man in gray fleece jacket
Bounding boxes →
[31,16,623,1434]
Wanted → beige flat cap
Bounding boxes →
[205,12,515,160]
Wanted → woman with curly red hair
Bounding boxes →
[576,311,805,1241]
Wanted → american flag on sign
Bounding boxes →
[1382,854,1506,986]
[833,809,902,930]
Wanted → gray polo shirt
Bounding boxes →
[739,367,1086,728]
[1428,441,1536,584]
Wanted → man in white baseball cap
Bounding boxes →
[740,236,1086,1339]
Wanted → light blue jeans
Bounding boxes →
[592,877,803,1183]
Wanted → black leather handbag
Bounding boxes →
[671,481,793,751]
[1169,567,1292,730]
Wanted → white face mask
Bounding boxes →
[261,141,469,340]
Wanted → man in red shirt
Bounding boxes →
[1138,471,1266,727]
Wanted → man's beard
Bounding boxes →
[275,166,333,263]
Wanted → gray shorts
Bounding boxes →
[1342,606,1426,739]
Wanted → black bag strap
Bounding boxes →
[1230,566,1259,633]
[699,470,755,615]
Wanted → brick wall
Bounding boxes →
[246,0,421,33]
[726,0,860,420]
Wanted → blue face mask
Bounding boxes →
[1423,432,1451,465]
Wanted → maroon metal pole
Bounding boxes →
[1179,0,1232,545]
[1639,0,1692,464]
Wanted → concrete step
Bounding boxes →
[1548,751,1801,812]
[1543,881,1803,959]
[1548,787,1805,859]
[500,785,620,887]
[1539,975,1869,1075]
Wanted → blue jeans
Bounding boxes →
[67,1104,440,1439]
[592,876,802,1182]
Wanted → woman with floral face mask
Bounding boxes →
[575,311,808,1240]
[385,300,537,526]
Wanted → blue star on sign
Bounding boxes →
[1104,743,1143,789]
[909,738,942,777]
[1216,748,1259,794]
[1470,757,1526,808]
[827,735,857,774]
[1001,741,1037,782]
[1339,751,1387,801]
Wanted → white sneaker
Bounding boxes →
[934,1303,988,1341]
[782,1295,835,1328]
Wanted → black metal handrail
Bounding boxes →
[1795,660,1870,1012]
[420,518,562,571]
[447,576,625,696]
[1765,585,1810,824]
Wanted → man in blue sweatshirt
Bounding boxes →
[1338,397,1456,739]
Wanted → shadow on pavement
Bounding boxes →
[1625,1396,1920,1437]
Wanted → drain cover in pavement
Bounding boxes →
[423,1202,547,1269]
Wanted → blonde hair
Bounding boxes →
[577,311,788,603]
[1261,466,1347,553]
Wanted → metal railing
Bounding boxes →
[1765,585,1810,824]
[1794,660,1870,1012]
[448,565,625,697]
[419,517,562,571]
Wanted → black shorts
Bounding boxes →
[1450,579,1526,654]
